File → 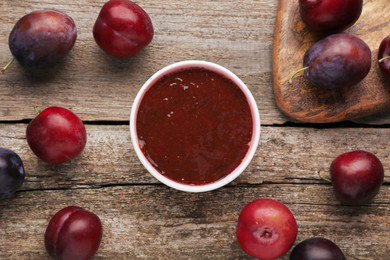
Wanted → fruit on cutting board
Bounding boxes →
[299,0,363,33]
[0,147,25,199]
[93,0,154,58]
[26,106,87,165]
[330,150,384,205]
[236,198,298,260]
[8,10,77,69]
[289,33,371,89]
[45,206,103,260]
[378,35,390,78]
[290,237,346,260]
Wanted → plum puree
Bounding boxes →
[136,67,253,185]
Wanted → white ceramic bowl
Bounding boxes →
[130,60,260,192]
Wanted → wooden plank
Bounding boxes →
[0,124,387,190]
[0,1,389,259]
[0,0,288,124]
[1,0,390,125]
[0,185,389,259]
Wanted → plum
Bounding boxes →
[93,0,154,58]
[290,237,346,260]
[378,35,390,78]
[236,198,298,260]
[299,0,363,33]
[45,206,103,260]
[0,147,25,199]
[330,150,384,205]
[289,33,371,89]
[8,10,77,69]
[26,107,87,165]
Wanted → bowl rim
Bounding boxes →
[129,60,261,192]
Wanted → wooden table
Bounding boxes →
[0,1,389,259]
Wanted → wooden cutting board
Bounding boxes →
[272,0,390,123]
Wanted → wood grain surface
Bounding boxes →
[0,0,389,259]
[0,0,282,124]
[273,0,390,123]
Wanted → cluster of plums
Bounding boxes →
[7,0,153,71]
[1,106,88,200]
[1,0,387,259]
[235,150,384,259]
[235,1,386,259]
[289,0,390,90]
[1,0,154,259]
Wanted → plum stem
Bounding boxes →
[317,170,332,183]
[34,107,41,115]
[379,56,390,63]
[288,67,309,84]
[1,58,15,74]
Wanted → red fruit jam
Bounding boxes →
[136,67,253,185]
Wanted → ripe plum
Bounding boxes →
[299,0,363,33]
[290,33,371,89]
[236,198,298,260]
[330,150,384,205]
[290,237,346,260]
[26,107,87,165]
[93,0,154,58]
[378,35,390,78]
[45,206,103,260]
[8,10,77,69]
[0,147,25,199]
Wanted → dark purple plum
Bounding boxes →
[0,147,25,199]
[290,237,346,260]
[378,35,390,78]
[290,33,371,89]
[330,150,384,205]
[8,10,77,69]
[299,0,363,33]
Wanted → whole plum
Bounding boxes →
[290,33,371,89]
[378,35,390,78]
[236,198,298,260]
[93,0,154,58]
[290,237,346,260]
[45,206,103,260]
[0,147,25,199]
[8,10,77,69]
[299,0,363,33]
[26,106,87,165]
[330,150,384,205]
